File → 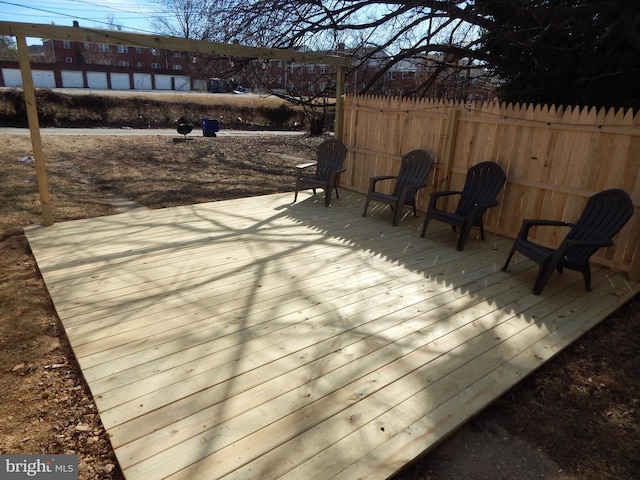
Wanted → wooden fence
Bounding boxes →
[340,95,640,279]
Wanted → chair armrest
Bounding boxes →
[517,219,573,240]
[296,162,320,180]
[429,190,462,198]
[327,168,347,185]
[368,175,398,191]
[522,219,571,228]
[296,162,317,169]
[370,175,396,181]
[428,190,461,210]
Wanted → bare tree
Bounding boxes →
[153,0,219,40]
[0,35,18,61]
[152,1,640,111]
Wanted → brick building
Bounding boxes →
[1,21,495,101]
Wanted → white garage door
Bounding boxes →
[173,75,191,91]
[133,73,152,90]
[61,70,84,88]
[110,73,130,90]
[2,68,22,87]
[86,72,108,89]
[154,74,172,90]
[32,70,56,88]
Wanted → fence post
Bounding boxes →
[335,65,345,140]
[440,106,460,191]
[16,34,53,226]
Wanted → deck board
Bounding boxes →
[25,190,639,480]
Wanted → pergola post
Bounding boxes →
[16,34,53,226]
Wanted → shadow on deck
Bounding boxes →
[25,190,639,480]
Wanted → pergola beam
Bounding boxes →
[0,21,351,67]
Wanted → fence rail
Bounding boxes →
[341,95,640,279]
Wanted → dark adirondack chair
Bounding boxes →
[362,149,434,226]
[294,139,348,207]
[420,161,506,251]
[501,188,634,295]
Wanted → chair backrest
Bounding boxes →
[455,161,507,217]
[315,139,348,181]
[391,150,434,201]
[565,188,634,262]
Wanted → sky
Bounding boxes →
[0,0,166,44]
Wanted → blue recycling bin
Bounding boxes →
[201,118,220,137]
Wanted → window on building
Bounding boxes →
[320,65,327,74]
[136,61,142,68]
[98,44,109,53]
[135,47,143,53]
[172,51,181,58]
[308,65,315,74]
[65,57,73,63]
[319,82,327,91]
[386,71,396,80]
[119,60,130,67]
[308,82,315,92]
[117,45,128,54]
[150,48,159,56]
[172,64,183,70]
[276,75,283,85]
[151,63,160,69]
[83,42,89,49]
[62,40,70,49]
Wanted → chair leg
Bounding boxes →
[334,187,340,199]
[324,188,331,207]
[392,203,401,226]
[582,267,592,291]
[420,216,430,237]
[362,198,370,217]
[456,221,474,251]
[501,247,516,272]
[294,188,299,203]
[532,259,556,295]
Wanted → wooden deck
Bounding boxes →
[25,190,640,480]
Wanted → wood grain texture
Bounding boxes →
[26,191,639,480]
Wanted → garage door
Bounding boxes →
[86,72,108,89]
[110,73,130,90]
[61,70,84,88]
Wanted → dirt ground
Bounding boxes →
[1,132,638,480]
